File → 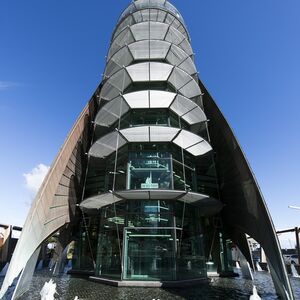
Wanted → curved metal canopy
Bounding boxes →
[100,62,201,102]
[108,21,192,60]
[95,90,207,127]
[89,126,212,158]
[80,189,223,216]
[119,0,186,28]
[105,40,196,78]
[114,5,189,41]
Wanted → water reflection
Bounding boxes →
[1,270,299,300]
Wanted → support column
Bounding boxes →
[295,227,300,262]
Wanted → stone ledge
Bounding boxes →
[89,276,209,288]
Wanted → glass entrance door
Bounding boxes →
[123,228,176,280]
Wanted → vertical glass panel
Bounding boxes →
[176,205,206,280]
[127,200,174,228]
[127,150,172,190]
[76,217,99,271]
[123,228,176,280]
[96,203,125,279]
[172,159,196,191]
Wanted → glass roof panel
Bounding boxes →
[149,126,179,142]
[150,22,169,39]
[168,68,192,89]
[114,15,134,38]
[100,82,120,101]
[173,130,202,149]
[127,62,150,81]
[128,41,149,60]
[150,62,173,81]
[141,9,150,22]
[150,40,170,59]
[186,142,212,156]
[179,80,201,99]
[89,131,127,158]
[178,57,197,75]
[105,60,121,79]
[122,126,149,142]
[95,98,130,127]
[109,69,132,91]
[131,22,149,40]
[167,45,188,66]
[133,10,143,23]
[182,107,207,125]
[134,0,150,10]
[171,17,181,30]
[111,46,133,66]
[80,194,121,210]
[157,10,167,22]
[105,47,133,77]
[149,90,175,108]
[149,9,159,21]
[165,26,184,45]
[123,91,149,108]
[109,29,135,59]
[118,0,187,32]
[165,13,175,25]
[179,39,193,56]
[170,95,197,116]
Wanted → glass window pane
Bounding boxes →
[123,228,176,280]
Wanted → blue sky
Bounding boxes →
[0,0,299,242]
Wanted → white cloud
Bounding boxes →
[23,164,50,195]
[0,81,20,91]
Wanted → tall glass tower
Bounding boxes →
[78,0,222,281]
[0,1,294,299]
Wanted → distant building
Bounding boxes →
[0,225,22,272]
[0,1,294,299]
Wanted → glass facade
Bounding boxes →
[119,109,189,130]
[77,0,222,284]
[76,200,207,281]
[84,143,201,199]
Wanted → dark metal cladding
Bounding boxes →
[200,80,294,299]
